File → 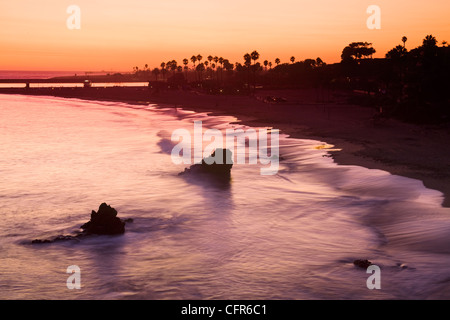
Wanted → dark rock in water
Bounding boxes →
[53,235,79,242]
[353,259,373,269]
[31,203,129,244]
[31,234,80,244]
[80,203,125,235]
[180,148,233,177]
[31,239,52,244]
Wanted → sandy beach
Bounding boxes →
[2,86,450,207]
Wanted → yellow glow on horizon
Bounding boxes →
[1,0,449,71]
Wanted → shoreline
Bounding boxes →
[2,87,450,207]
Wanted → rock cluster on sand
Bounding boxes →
[180,148,233,177]
[31,203,130,244]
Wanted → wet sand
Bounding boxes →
[2,86,450,207]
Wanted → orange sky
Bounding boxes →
[1,0,449,71]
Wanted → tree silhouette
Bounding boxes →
[275,58,280,66]
[243,53,251,67]
[290,56,295,64]
[423,35,437,48]
[196,63,205,81]
[190,56,197,80]
[251,50,260,65]
[263,60,268,71]
[207,55,213,69]
[402,36,408,48]
[166,60,178,76]
[386,45,407,60]
[160,62,166,80]
[197,54,203,65]
[183,58,189,79]
[223,59,233,72]
[218,57,225,82]
[316,57,324,67]
[341,42,376,62]
[152,68,160,81]
[190,55,197,69]
[204,61,209,78]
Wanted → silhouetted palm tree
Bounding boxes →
[183,58,189,80]
[263,60,268,71]
[290,56,295,64]
[196,63,205,81]
[268,61,272,69]
[223,59,233,72]
[166,60,178,77]
[275,58,280,66]
[211,56,219,80]
[190,55,197,69]
[218,57,224,81]
[190,56,197,80]
[197,54,203,65]
[423,35,437,47]
[243,53,251,67]
[251,51,260,65]
[402,36,408,48]
[160,62,166,81]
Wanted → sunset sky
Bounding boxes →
[1,0,449,72]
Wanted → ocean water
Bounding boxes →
[1,94,450,300]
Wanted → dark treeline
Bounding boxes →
[130,35,449,124]
[338,35,450,124]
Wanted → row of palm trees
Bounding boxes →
[133,50,309,81]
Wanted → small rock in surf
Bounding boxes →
[31,203,129,244]
[180,148,233,177]
[353,259,373,269]
[80,203,125,235]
